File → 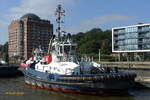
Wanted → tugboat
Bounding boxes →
[22,5,137,95]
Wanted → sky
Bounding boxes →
[0,0,150,44]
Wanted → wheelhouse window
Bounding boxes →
[64,46,70,54]
[71,46,76,51]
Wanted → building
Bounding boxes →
[8,13,53,60]
[112,23,150,61]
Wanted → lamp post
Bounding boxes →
[99,49,100,62]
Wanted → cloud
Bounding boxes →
[0,23,2,27]
[84,14,133,26]
[0,0,136,44]
[0,0,75,44]
[66,14,135,33]
[8,0,75,20]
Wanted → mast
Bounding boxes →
[47,5,65,55]
[55,4,65,40]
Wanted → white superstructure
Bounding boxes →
[34,36,101,75]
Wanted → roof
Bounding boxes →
[20,13,40,20]
[112,23,150,30]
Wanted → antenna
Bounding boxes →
[55,4,65,40]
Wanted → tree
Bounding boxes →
[72,28,112,55]
[0,42,8,62]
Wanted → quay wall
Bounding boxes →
[98,61,150,70]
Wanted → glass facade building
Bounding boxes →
[112,23,150,52]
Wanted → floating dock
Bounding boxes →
[135,77,150,84]
[0,64,21,77]
[135,77,150,88]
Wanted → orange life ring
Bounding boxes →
[62,56,67,61]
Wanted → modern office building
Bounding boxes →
[8,13,53,60]
[112,23,150,52]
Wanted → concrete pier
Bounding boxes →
[135,77,150,84]
[135,77,150,88]
[99,61,150,70]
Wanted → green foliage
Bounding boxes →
[0,42,9,62]
[0,28,113,62]
[100,55,117,61]
[72,28,112,55]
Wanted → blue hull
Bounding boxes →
[22,67,136,95]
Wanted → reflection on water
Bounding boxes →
[0,70,150,100]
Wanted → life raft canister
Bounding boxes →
[44,56,52,64]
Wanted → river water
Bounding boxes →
[0,70,150,100]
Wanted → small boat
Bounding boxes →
[0,58,19,77]
[21,5,137,95]
[0,58,7,65]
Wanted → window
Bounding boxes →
[64,46,70,54]
[71,46,75,51]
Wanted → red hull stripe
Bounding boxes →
[25,81,124,95]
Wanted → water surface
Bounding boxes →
[0,70,150,100]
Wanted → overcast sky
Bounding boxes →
[0,0,150,44]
